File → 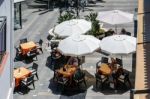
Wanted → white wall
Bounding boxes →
[0,0,14,99]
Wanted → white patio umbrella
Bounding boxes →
[48,19,91,38]
[100,35,136,55]
[58,34,101,56]
[97,10,133,33]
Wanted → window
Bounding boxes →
[0,16,6,64]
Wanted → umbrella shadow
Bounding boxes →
[45,55,54,70]
[13,86,31,95]
[92,69,134,95]
[48,79,62,95]
[60,70,94,96]
[46,55,67,71]
[48,70,94,97]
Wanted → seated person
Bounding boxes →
[120,28,127,34]
[105,29,116,37]
[115,67,124,78]
[109,57,117,69]
[120,28,131,36]
[67,56,79,67]
[51,48,62,59]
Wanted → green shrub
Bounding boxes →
[58,12,76,23]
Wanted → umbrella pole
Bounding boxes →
[77,56,83,69]
[115,25,117,34]
[121,55,123,67]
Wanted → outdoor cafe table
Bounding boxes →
[99,63,112,75]
[14,67,31,87]
[20,41,36,55]
[56,65,77,78]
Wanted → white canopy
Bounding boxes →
[100,35,136,55]
[50,19,91,38]
[97,10,133,25]
[58,34,101,56]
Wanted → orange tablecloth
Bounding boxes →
[99,63,112,75]
[14,67,31,87]
[57,65,77,78]
[20,41,36,55]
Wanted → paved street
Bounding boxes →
[14,0,137,99]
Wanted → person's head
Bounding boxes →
[121,28,126,34]
[111,57,116,64]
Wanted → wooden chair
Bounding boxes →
[21,75,35,89]
[73,69,87,89]
[27,49,38,61]
[116,58,123,67]
[116,71,132,89]
[14,46,23,60]
[55,74,69,91]
[20,38,27,44]
[28,63,39,80]
[96,57,109,72]
[36,39,43,53]
[95,72,109,90]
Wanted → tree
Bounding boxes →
[85,12,103,36]
[84,12,98,22]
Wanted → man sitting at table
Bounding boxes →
[67,56,79,67]
[109,57,117,69]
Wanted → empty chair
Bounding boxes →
[21,75,35,89]
[96,57,109,69]
[15,46,22,57]
[101,57,109,63]
[20,38,27,44]
[55,74,69,91]
[73,69,86,88]
[38,39,43,46]
[28,63,39,80]
[116,58,123,66]
[95,72,109,90]
[27,49,38,61]
[115,68,131,89]
[36,39,43,53]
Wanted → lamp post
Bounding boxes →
[134,8,138,37]
[76,0,79,17]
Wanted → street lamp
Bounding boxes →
[134,8,138,37]
[76,0,79,17]
[134,8,138,21]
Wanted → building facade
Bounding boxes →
[0,0,14,99]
